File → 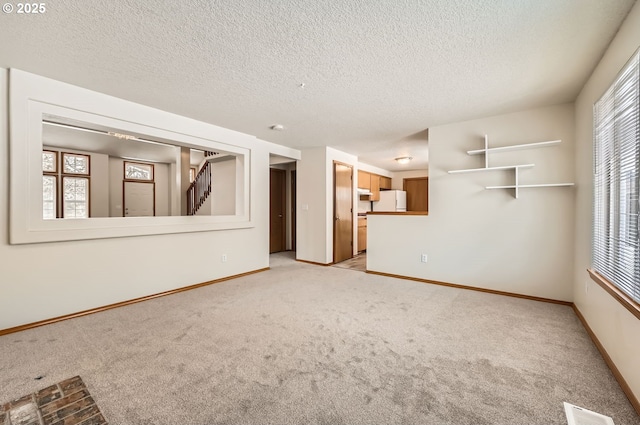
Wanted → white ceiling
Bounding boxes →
[0,0,636,171]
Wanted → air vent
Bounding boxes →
[564,402,615,425]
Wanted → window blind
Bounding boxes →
[593,48,640,304]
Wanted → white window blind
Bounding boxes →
[593,48,640,305]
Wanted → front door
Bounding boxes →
[333,162,353,263]
[124,181,155,217]
[270,168,286,253]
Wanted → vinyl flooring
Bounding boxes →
[332,252,367,272]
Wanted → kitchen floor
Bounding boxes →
[332,253,366,272]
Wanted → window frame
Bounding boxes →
[123,161,154,182]
[42,150,58,220]
[42,174,57,220]
[42,150,92,219]
[62,151,90,176]
[589,47,640,321]
[62,175,90,219]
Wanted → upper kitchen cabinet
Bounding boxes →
[357,170,371,190]
[370,174,380,201]
[357,168,391,201]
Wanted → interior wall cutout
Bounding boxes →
[9,69,253,244]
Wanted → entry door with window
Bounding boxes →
[123,161,155,217]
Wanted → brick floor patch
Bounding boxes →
[1,377,106,425]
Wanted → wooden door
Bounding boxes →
[270,168,286,253]
[291,169,297,252]
[403,177,429,212]
[124,181,155,217]
[333,162,353,263]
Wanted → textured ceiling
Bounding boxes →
[0,0,636,171]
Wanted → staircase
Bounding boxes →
[186,151,217,215]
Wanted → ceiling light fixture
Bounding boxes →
[270,124,285,131]
[43,120,169,147]
[395,156,412,165]
[107,131,136,140]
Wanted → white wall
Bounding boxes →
[211,158,237,216]
[368,103,576,301]
[297,147,358,264]
[296,148,327,263]
[391,170,429,191]
[573,1,640,403]
[0,68,300,331]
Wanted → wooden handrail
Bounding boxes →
[186,161,212,215]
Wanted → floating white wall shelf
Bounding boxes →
[466,139,561,156]
[448,135,574,198]
[448,164,534,174]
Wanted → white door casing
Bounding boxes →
[124,181,155,217]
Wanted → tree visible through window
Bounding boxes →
[63,177,89,219]
[42,151,90,219]
[124,161,154,181]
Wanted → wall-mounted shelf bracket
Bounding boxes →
[448,135,574,198]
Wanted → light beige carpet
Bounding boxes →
[0,252,637,424]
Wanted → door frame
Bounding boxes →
[291,169,296,252]
[123,180,156,217]
[269,168,287,253]
[333,161,354,263]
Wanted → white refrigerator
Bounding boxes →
[373,190,407,212]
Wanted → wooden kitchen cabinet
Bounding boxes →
[380,176,392,190]
[357,217,367,252]
[370,174,380,201]
[357,170,371,189]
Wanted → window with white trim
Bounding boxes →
[592,47,640,306]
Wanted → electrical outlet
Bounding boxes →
[222,254,227,262]
[421,254,428,263]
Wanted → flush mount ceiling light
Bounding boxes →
[395,156,412,165]
[270,124,285,131]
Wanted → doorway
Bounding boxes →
[270,168,287,253]
[123,181,155,217]
[291,170,297,252]
[333,161,353,264]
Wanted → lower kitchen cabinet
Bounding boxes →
[357,217,367,251]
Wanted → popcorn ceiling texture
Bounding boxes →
[0,0,635,169]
